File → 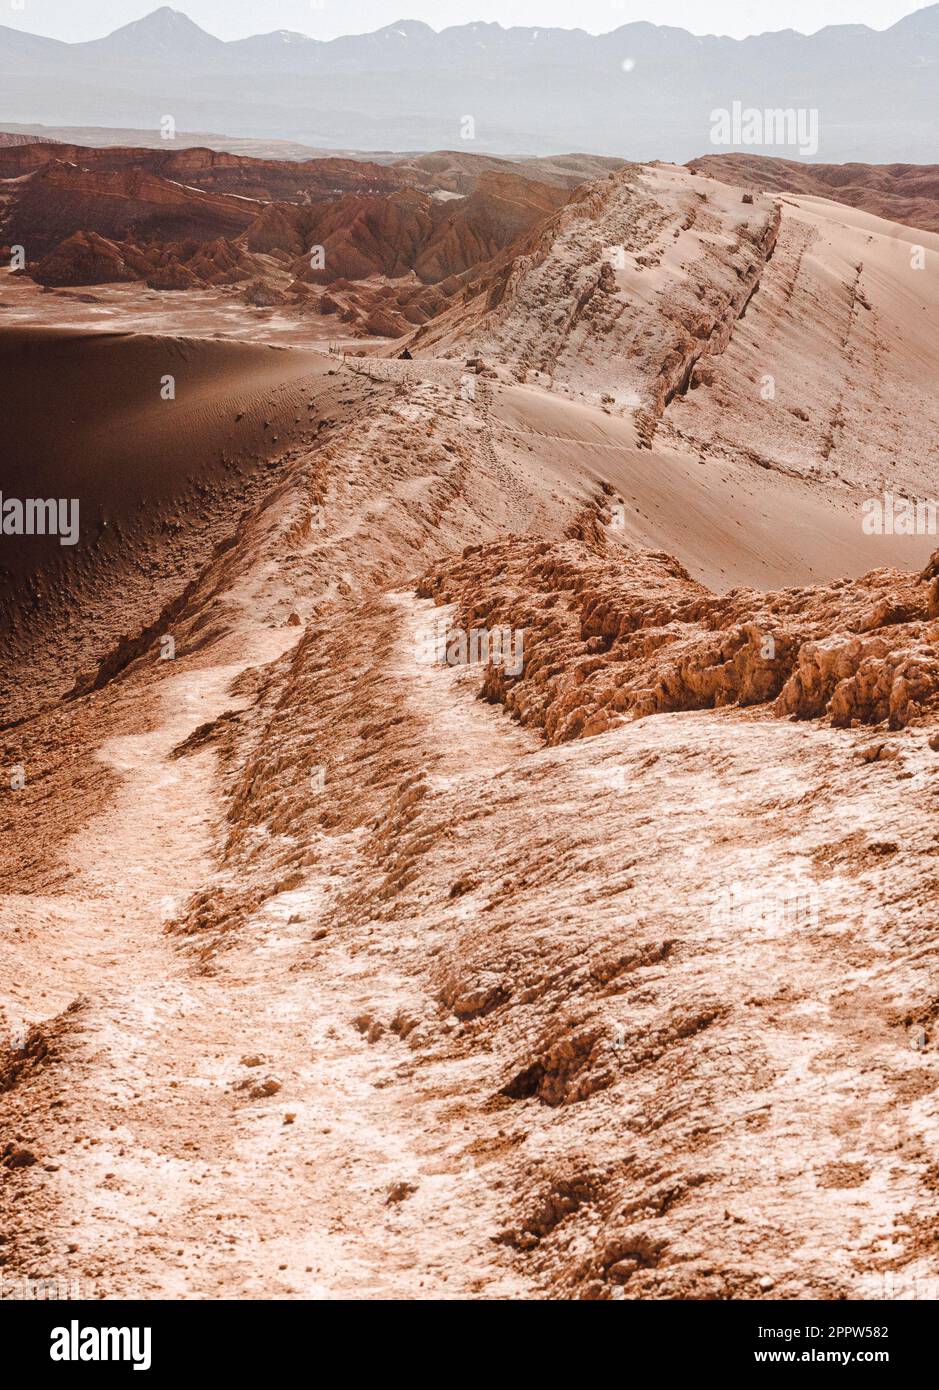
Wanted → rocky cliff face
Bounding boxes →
[4,158,259,257]
[0,141,419,201]
[412,165,781,429]
[275,171,567,287]
[0,130,60,148]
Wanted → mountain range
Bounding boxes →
[1,5,938,159]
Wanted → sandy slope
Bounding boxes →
[0,628,530,1298]
[2,164,939,1301]
[668,190,939,498]
[414,164,939,504]
[485,384,935,590]
[0,327,377,724]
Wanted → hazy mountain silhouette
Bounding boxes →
[1,5,937,158]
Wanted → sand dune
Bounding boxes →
[3,313,927,732]
[487,385,934,591]
[0,327,370,722]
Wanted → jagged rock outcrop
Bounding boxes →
[417,537,939,743]
[242,278,288,307]
[32,230,140,286]
[32,228,268,291]
[4,145,568,338]
[267,172,566,288]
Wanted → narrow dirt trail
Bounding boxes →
[2,639,300,1296]
[3,600,539,1299]
[386,591,538,787]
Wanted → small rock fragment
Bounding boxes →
[250,1077,282,1099]
[386,1181,418,1205]
[2,1146,37,1169]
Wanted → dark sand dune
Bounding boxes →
[0,327,371,721]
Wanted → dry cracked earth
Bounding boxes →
[2,162,939,1302]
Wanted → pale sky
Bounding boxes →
[3,1,934,43]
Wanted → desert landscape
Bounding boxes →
[1,3,939,1322]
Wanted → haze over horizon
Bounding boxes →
[4,1,938,161]
[3,0,935,43]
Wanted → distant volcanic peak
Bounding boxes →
[81,6,224,59]
[3,8,939,161]
[451,20,505,32]
[377,19,436,37]
[14,4,939,58]
[226,28,321,56]
[889,1,939,33]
